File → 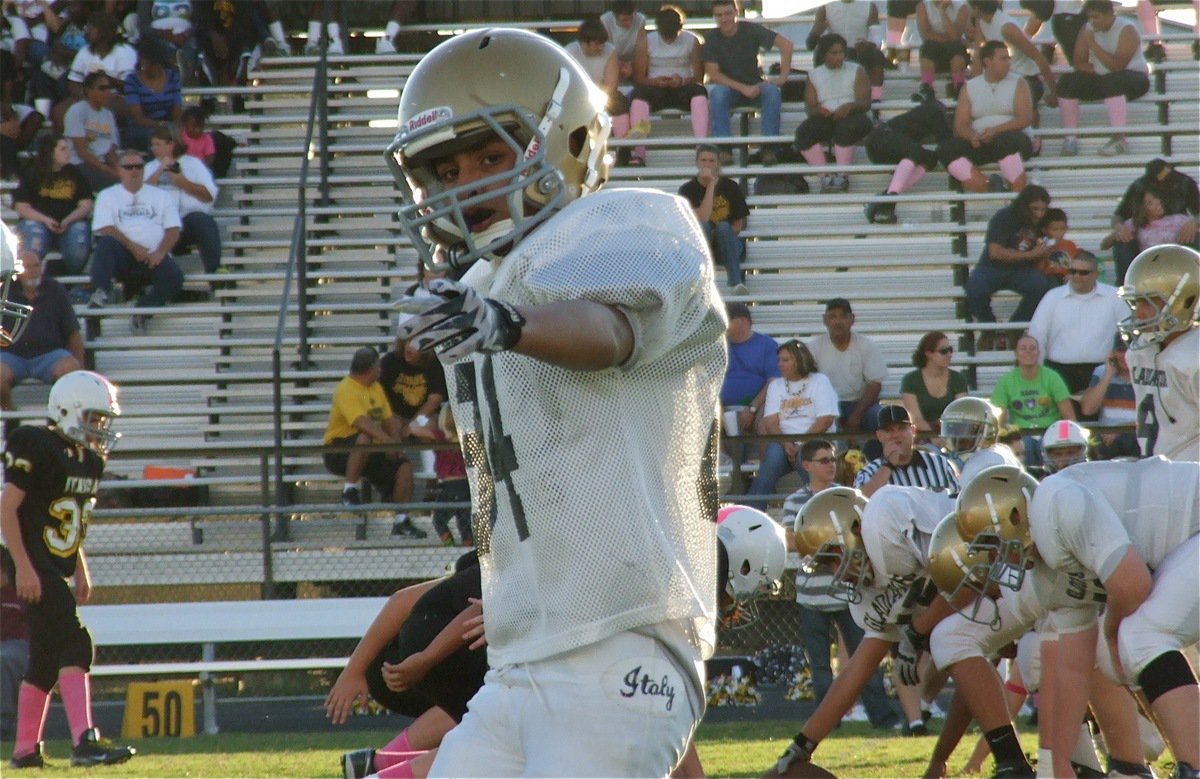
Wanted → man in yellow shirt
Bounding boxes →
[323,347,424,538]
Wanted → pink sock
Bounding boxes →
[611,113,629,138]
[801,143,826,167]
[870,85,884,101]
[384,728,413,753]
[1137,0,1159,36]
[1059,97,1080,130]
[921,71,934,86]
[887,27,902,47]
[689,95,709,138]
[58,671,93,744]
[947,157,974,182]
[14,684,51,758]
[888,159,916,193]
[377,758,418,779]
[629,98,650,159]
[998,153,1025,183]
[833,145,855,166]
[1104,95,1127,129]
[375,749,427,770]
[904,164,928,190]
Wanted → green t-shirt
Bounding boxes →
[900,369,970,427]
[990,367,1071,430]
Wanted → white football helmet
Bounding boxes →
[1040,420,1090,473]
[955,465,1039,592]
[940,396,1001,456]
[385,28,611,272]
[1,221,32,347]
[47,371,122,455]
[717,505,787,627]
[1117,244,1199,349]
[793,486,871,603]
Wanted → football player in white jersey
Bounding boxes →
[1119,244,1199,461]
[387,28,726,778]
[964,461,1199,779]
[772,485,956,776]
[939,396,1022,485]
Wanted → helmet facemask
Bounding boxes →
[71,410,120,456]
[1118,287,1188,349]
[941,416,986,456]
[0,224,32,347]
[801,541,872,604]
[969,528,1030,593]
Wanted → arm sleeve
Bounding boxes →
[862,338,888,384]
[1046,369,1071,403]
[185,156,218,199]
[63,104,84,139]
[71,166,93,200]
[1031,482,1131,579]
[1114,181,1139,221]
[67,48,88,83]
[1027,297,1051,357]
[2,427,44,491]
[812,374,841,419]
[753,22,778,51]
[990,374,1011,410]
[900,370,919,395]
[949,370,969,396]
[726,179,750,221]
[763,378,784,416]
[984,207,1015,251]
[91,190,115,231]
[332,381,372,427]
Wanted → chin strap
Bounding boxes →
[522,66,570,171]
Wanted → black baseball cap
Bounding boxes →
[824,298,853,314]
[878,405,912,428]
[726,302,751,321]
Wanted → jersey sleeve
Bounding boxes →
[1030,480,1131,581]
[3,427,46,493]
[331,380,372,427]
[861,487,926,580]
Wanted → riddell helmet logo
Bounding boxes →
[405,106,452,134]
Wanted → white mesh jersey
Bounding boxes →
[1127,327,1199,461]
[959,444,1023,486]
[447,187,727,668]
[1029,458,1200,579]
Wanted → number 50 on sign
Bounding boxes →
[122,681,196,739]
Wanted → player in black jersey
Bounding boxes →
[2,371,134,769]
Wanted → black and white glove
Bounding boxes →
[774,735,818,776]
[395,279,525,361]
[894,624,928,687]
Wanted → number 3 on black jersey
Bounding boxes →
[46,497,93,558]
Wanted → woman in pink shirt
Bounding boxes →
[1104,188,1197,252]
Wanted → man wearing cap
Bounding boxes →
[853,405,960,497]
[322,346,424,538]
[721,301,780,437]
[1027,250,1128,399]
[1079,335,1139,459]
[806,298,887,436]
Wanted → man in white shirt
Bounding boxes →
[88,149,183,333]
[806,298,887,435]
[144,127,222,275]
[1027,250,1127,395]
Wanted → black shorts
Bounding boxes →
[919,40,968,71]
[322,435,408,497]
[630,83,707,113]
[887,0,920,18]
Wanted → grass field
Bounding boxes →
[13,718,1177,778]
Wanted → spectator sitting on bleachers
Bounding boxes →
[965,184,1057,349]
[1027,249,1126,395]
[720,301,780,441]
[144,125,221,276]
[379,318,446,444]
[30,1,88,116]
[937,40,1033,194]
[1055,0,1149,158]
[1033,206,1076,280]
[88,148,183,334]
[65,12,136,115]
[746,339,839,508]
[628,5,707,167]
[702,0,793,166]
[193,0,278,85]
[968,0,1058,151]
[63,72,121,191]
[408,405,471,547]
[121,41,182,151]
[565,16,636,165]
[794,33,872,194]
[1020,0,1087,69]
[13,133,93,278]
[1078,334,1138,458]
[601,1,647,83]
[1106,158,1199,283]
[1102,188,1199,257]
[805,297,887,435]
[900,330,968,437]
[178,104,214,169]
[852,404,960,496]
[373,1,418,55]
[5,1,53,111]
[303,1,345,55]
[885,0,919,69]
[0,55,45,180]
[989,333,1075,467]
[678,143,749,292]
[862,100,953,226]
[127,0,202,86]
[0,249,84,411]
[322,346,424,539]
[807,1,887,103]
[913,0,970,101]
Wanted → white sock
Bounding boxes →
[307,20,321,41]
[394,512,408,524]
[385,20,401,38]
[343,482,357,492]
[327,22,341,40]
[269,20,285,41]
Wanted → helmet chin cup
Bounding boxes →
[970,533,1028,593]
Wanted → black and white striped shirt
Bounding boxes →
[853,450,961,495]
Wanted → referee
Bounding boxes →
[853,405,960,497]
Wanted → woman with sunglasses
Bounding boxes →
[746,340,839,509]
[900,330,968,437]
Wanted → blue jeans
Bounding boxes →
[89,235,184,307]
[965,262,1057,324]
[16,219,91,275]
[708,82,782,138]
[839,400,882,433]
[179,212,223,273]
[702,221,744,285]
[746,442,805,508]
[798,605,897,727]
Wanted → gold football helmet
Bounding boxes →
[793,486,871,603]
[940,396,1001,456]
[0,221,32,347]
[927,514,1001,628]
[386,28,611,272]
[1117,244,1199,349]
[955,465,1039,592]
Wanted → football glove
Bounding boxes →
[395,279,525,361]
[895,624,928,687]
[775,735,818,776]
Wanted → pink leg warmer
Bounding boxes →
[629,98,650,159]
[384,729,413,754]
[375,750,428,771]
[888,159,916,194]
[801,143,826,167]
[377,758,417,779]
[998,153,1025,183]
[13,683,51,758]
[58,670,93,744]
[689,95,709,138]
[947,157,975,182]
[1104,95,1127,129]
[1137,1,1159,36]
[921,69,935,86]
[904,163,928,190]
[1059,97,1080,130]
[833,145,855,166]
[870,85,884,101]
[611,113,629,138]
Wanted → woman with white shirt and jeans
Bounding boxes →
[144,126,221,276]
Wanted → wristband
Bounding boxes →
[414,415,430,427]
[486,299,526,352]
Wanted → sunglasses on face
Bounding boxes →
[936,346,954,355]
[806,456,836,464]
[1067,268,1095,276]
[121,163,144,170]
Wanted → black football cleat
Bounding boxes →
[71,728,135,767]
[9,741,47,769]
[342,747,376,779]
